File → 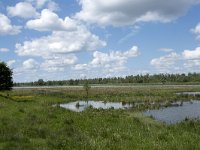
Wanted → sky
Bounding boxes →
[1,0,200,82]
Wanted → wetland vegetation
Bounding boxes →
[1,85,200,149]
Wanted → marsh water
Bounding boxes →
[144,100,200,124]
[176,92,200,95]
[60,100,200,124]
[59,91,200,124]
[60,101,133,112]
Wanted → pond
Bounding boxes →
[176,92,200,95]
[144,100,200,124]
[59,101,133,112]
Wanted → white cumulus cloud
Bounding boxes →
[41,54,77,72]
[91,46,139,67]
[0,13,21,35]
[182,47,200,59]
[184,60,200,68]
[192,23,200,34]
[73,64,88,70]
[7,2,39,19]
[191,23,200,39]
[76,0,200,26]
[34,0,50,8]
[16,15,106,73]
[182,47,200,68]
[23,58,39,69]
[26,0,59,11]
[26,9,77,31]
[151,46,200,72]
[150,52,180,69]
[7,60,16,67]
[73,46,140,74]
[15,28,106,57]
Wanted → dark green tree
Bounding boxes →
[0,62,13,90]
[37,79,45,86]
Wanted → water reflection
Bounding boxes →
[176,92,200,95]
[144,100,200,124]
[60,101,133,112]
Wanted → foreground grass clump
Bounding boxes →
[1,85,200,149]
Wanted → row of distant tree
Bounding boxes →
[1,62,200,90]
[14,73,200,87]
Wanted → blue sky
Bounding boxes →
[1,0,200,82]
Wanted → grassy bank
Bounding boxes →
[1,85,200,149]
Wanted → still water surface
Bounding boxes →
[60,101,133,112]
[176,92,200,95]
[59,96,200,124]
[144,100,200,124]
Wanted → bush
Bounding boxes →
[0,62,13,90]
[83,80,91,97]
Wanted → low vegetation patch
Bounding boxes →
[11,96,34,102]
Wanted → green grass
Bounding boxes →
[1,85,200,149]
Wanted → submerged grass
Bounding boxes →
[1,85,200,149]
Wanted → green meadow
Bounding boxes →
[1,85,200,150]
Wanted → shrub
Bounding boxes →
[0,62,13,91]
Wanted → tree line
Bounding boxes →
[14,73,200,86]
